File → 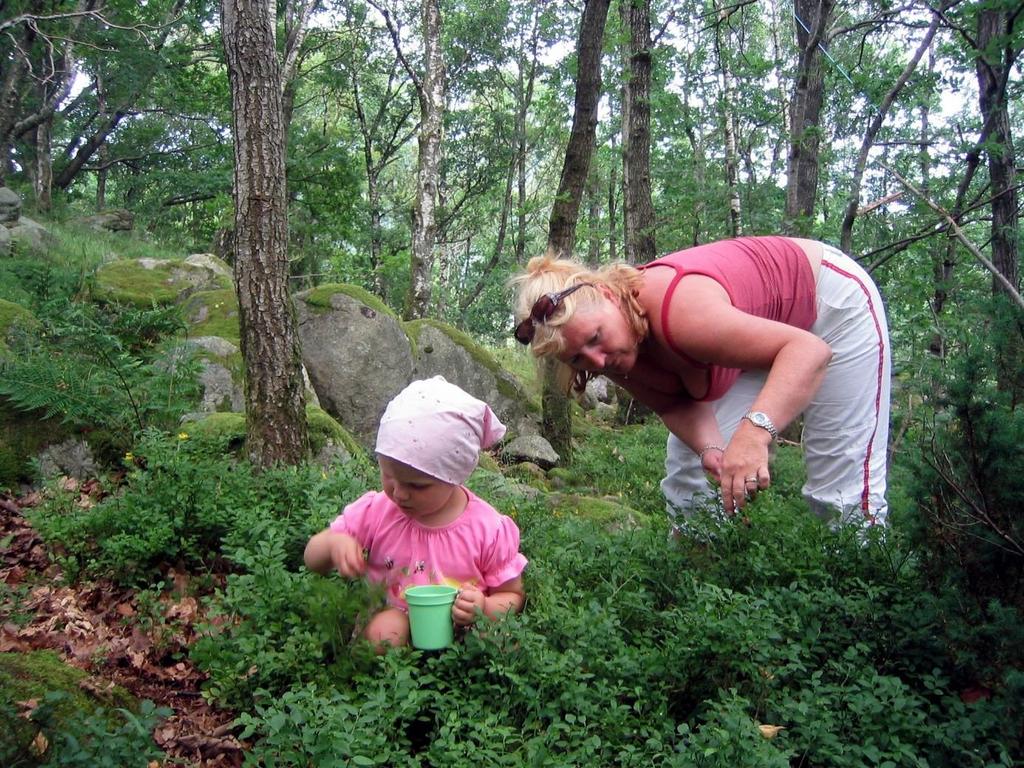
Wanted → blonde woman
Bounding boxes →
[511,236,890,528]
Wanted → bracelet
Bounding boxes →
[697,444,725,462]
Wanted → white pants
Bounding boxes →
[662,245,891,527]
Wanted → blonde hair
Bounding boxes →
[508,250,649,392]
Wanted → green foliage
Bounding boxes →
[569,419,669,518]
[30,429,374,587]
[903,297,1024,611]
[196,489,1024,766]
[0,650,161,768]
[0,300,201,449]
[9,692,170,768]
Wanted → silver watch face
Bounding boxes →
[746,411,776,437]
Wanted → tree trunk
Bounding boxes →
[621,0,655,264]
[975,7,1020,298]
[405,0,445,320]
[544,0,611,464]
[784,0,834,235]
[33,117,52,212]
[713,4,741,237]
[607,140,618,263]
[221,0,309,467]
[547,0,611,256]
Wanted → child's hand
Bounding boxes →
[329,534,367,578]
[452,584,485,626]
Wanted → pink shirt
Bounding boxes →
[330,489,528,611]
[641,236,818,401]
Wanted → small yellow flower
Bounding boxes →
[178,432,189,441]
[124,452,134,462]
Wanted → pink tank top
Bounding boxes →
[640,236,818,401]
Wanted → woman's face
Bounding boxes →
[555,291,639,376]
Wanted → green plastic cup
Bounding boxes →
[405,584,458,650]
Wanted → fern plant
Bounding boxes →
[0,299,201,444]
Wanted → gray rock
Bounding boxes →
[295,286,414,447]
[0,225,11,256]
[36,437,97,480]
[189,335,239,358]
[410,321,537,437]
[0,187,20,225]
[501,434,560,469]
[76,208,134,232]
[184,253,232,280]
[8,216,53,253]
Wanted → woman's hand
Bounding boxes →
[720,427,772,514]
[452,584,486,626]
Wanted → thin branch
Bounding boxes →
[877,161,1024,310]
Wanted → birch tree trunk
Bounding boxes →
[405,0,445,320]
[713,3,741,237]
[222,0,309,467]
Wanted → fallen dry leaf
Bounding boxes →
[31,731,49,756]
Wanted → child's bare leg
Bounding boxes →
[364,608,410,651]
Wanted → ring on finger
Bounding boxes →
[744,475,758,483]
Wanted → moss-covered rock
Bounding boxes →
[548,492,650,532]
[182,289,241,341]
[0,298,39,356]
[181,406,368,465]
[0,404,69,489]
[93,258,232,307]
[302,283,397,319]
[0,650,138,763]
[405,318,538,416]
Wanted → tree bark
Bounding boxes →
[222,0,309,467]
[975,6,1020,298]
[547,0,611,256]
[784,0,834,235]
[621,0,655,264]
[713,3,741,237]
[544,0,611,464]
[405,0,445,320]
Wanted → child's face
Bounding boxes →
[378,455,462,523]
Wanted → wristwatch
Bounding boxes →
[742,411,778,440]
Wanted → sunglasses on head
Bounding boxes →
[514,283,592,345]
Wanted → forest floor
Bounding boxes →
[1,484,245,767]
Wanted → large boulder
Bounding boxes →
[295,284,414,448]
[0,299,39,356]
[182,288,240,340]
[406,319,538,437]
[0,186,20,224]
[7,215,54,253]
[75,208,134,232]
[93,257,232,306]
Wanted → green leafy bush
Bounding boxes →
[30,429,373,586]
[0,300,201,452]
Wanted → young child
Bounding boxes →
[304,376,527,649]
